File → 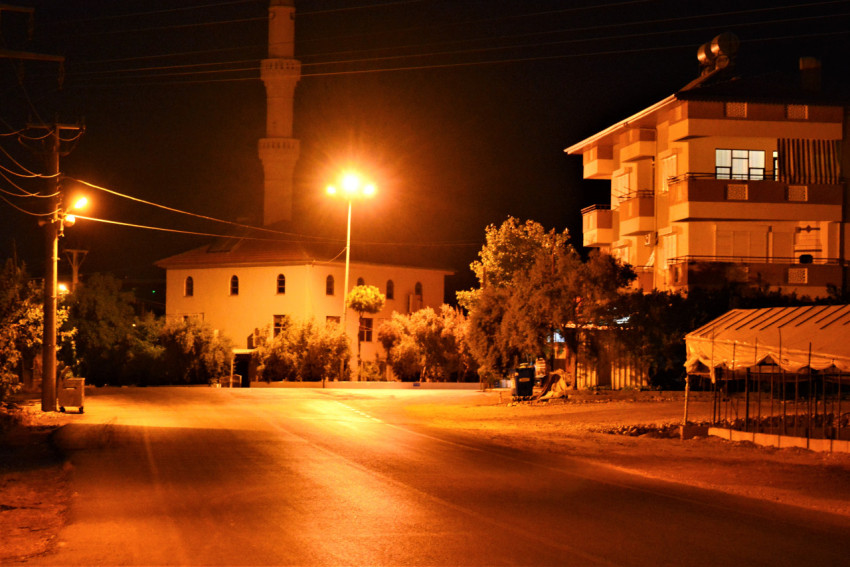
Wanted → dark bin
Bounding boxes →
[514,364,535,398]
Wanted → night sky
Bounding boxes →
[2,0,849,301]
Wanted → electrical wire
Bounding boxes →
[0,144,57,178]
[72,214,294,241]
[72,178,481,247]
[72,178,330,241]
[0,193,53,216]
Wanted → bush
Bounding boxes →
[258,319,350,382]
[159,318,232,385]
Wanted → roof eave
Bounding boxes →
[564,94,677,155]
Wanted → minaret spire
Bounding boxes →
[259,0,300,226]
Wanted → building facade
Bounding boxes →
[567,37,849,298]
[157,240,449,371]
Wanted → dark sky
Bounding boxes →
[2,0,849,299]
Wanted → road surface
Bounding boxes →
[34,387,850,566]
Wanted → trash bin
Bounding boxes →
[58,377,85,414]
[514,364,535,398]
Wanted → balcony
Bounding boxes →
[581,145,614,179]
[619,128,656,162]
[665,255,844,295]
[618,190,655,235]
[668,173,843,222]
[581,204,614,247]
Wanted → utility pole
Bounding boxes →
[29,122,84,412]
[65,249,87,292]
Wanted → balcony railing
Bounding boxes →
[667,172,843,222]
[668,255,842,266]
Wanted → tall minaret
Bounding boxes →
[259,0,300,226]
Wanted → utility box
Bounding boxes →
[58,377,85,413]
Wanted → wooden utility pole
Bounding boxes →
[28,123,84,412]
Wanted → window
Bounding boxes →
[356,277,365,286]
[326,316,340,326]
[230,275,239,296]
[715,149,765,180]
[661,154,677,193]
[613,171,630,202]
[414,282,423,297]
[358,317,373,342]
[386,279,394,300]
[276,274,286,294]
[273,315,289,337]
[184,276,194,297]
[326,275,334,295]
[724,101,747,118]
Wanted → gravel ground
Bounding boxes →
[3,389,850,563]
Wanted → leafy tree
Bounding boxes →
[160,318,233,384]
[378,306,478,381]
[0,259,74,400]
[461,218,635,379]
[457,217,568,310]
[257,319,349,382]
[67,273,136,385]
[345,284,386,372]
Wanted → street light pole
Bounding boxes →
[326,172,376,382]
[342,199,352,334]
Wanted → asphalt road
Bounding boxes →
[36,387,850,566]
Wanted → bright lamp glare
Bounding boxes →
[71,196,88,210]
[341,173,360,194]
[326,185,337,195]
[363,183,376,197]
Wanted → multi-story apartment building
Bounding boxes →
[566,34,848,298]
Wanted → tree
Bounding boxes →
[378,306,478,381]
[159,318,232,385]
[345,285,385,373]
[461,218,635,379]
[457,217,569,310]
[67,273,136,385]
[256,319,349,382]
[0,258,74,400]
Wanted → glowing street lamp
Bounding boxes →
[326,172,376,377]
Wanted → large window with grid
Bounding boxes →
[715,149,765,180]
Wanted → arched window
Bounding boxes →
[184,276,194,297]
[356,277,365,286]
[386,279,394,300]
[276,273,286,294]
[230,275,239,296]
[414,282,423,297]
[326,275,334,295]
